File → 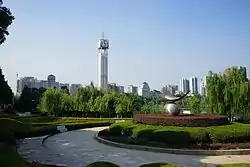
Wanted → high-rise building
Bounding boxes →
[189,77,198,94]
[179,78,190,94]
[59,83,70,90]
[200,76,208,97]
[127,85,138,94]
[47,74,56,87]
[138,82,150,97]
[161,84,178,95]
[106,83,124,94]
[98,32,109,88]
[70,84,82,95]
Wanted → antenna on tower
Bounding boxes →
[101,32,104,39]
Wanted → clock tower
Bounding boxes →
[98,32,109,88]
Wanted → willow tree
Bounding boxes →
[205,66,250,120]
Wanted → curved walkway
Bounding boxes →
[18,127,250,167]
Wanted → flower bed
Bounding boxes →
[133,113,230,127]
[106,121,250,149]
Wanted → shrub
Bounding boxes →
[109,121,250,145]
[109,121,137,136]
[85,161,120,167]
[133,114,230,127]
[139,163,183,167]
[0,129,16,144]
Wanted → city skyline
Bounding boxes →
[1,0,250,92]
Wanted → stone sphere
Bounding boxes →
[166,103,180,115]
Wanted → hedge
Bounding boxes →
[133,114,230,127]
[109,121,250,144]
[0,118,114,143]
[86,161,120,167]
[139,163,183,167]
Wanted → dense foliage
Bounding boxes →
[183,66,250,121]
[37,85,163,117]
[0,68,13,106]
[0,0,15,45]
[109,121,250,146]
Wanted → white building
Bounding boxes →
[161,84,178,95]
[70,84,82,94]
[106,83,124,94]
[117,85,124,94]
[179,78,190,94]
[16,74,67,94]
[200,76,208,97]
[98,32,109,88]
[127,85,138,94]
[138,82,150,97]
[189,77,198,94]
[59,83,70,90]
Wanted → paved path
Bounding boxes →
[18,127,250,167]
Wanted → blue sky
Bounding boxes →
[1,0,250,92]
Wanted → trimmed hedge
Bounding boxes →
[86,161,120,167]
[109,121,250,144]
[0,118,114,142]
[133,114,230,127]
[139,163,182,167]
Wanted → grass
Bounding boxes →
[109,121,250,147]
[139,163,250,167]
[1,114,250,167]
[217,164,250,167]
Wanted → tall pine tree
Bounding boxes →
[0,68,13,105]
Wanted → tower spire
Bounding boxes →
[101,32,104,39]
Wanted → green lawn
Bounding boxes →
[1,115,250,167]
[217,164,250,167]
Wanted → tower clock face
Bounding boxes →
[100,40,109,48]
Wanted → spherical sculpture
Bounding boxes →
[166,103,180,115]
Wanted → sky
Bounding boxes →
[1,0,250,92]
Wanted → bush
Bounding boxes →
[133,114,230,127]
[109,121,250,145]
[139,163,183,167]
[85,161,120,167]
[0,129,16,144]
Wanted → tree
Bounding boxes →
[38,88,62,116]
[186,94,202,114]
[205,66,250,121]
[0,68,13,106]
[0,0,15,45]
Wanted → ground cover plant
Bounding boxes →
[106,121,250,149]
[133,113,230,127]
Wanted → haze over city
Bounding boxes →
[1,0,250,91]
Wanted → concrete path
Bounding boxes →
[17,127,250,167]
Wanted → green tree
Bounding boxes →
[186,94,202,114]
[0,0,15,45]
[0,68,13,106]
[38,88,62,116]
[205,66,250,121]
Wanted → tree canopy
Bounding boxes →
[37,85,162,117]
[0,0,15,45]
[0,68,13,105]
[183,66,250,121]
